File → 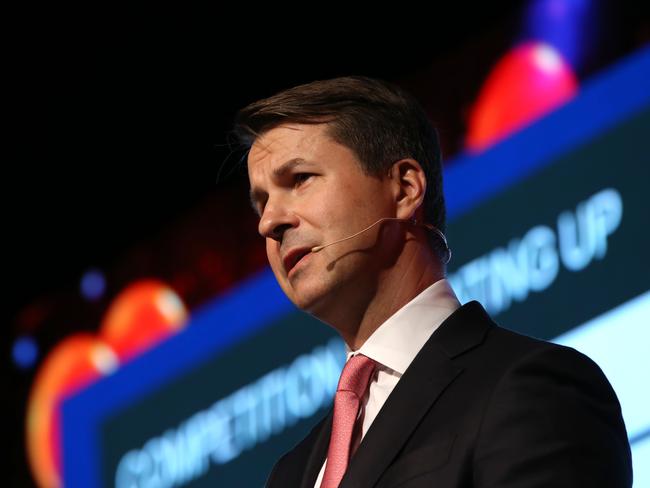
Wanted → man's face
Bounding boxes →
[247,123,399,317]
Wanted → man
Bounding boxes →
[233,76,632,487]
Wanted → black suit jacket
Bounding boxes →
[265,301,632,487]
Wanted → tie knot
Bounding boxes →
[337,354,377,398]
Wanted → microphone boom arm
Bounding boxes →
[311,217,451,264]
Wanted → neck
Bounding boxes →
[317,238,445,350]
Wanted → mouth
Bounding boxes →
[283,247,313,275]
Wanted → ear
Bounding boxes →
[388,158,427,220]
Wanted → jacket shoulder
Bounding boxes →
[472,322,632,486]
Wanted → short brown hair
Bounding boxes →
[232,75,447,260]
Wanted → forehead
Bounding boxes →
[247,123,333,174]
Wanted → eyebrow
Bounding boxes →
[249,158,309,215]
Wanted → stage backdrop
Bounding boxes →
[63,46,650,488]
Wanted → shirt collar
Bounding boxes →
[345,278,461,375]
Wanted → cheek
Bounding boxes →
[317,182,362,219]
[339,175,383,205]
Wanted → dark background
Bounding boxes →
[8,3,648,486]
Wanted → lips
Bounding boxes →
[282,247,313,274]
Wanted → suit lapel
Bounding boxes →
[299,408,333,488]
[339,300,492,488]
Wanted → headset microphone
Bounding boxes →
[310,217,452,264]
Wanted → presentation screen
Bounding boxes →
[63,47,650,487]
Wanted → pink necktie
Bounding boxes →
[320,353,377,488]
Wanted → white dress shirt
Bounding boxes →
[314,278,461,487]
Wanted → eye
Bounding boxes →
[293,173,314,187]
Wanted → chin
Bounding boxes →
[285,278,334,315]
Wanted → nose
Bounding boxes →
[258,203,299,243]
